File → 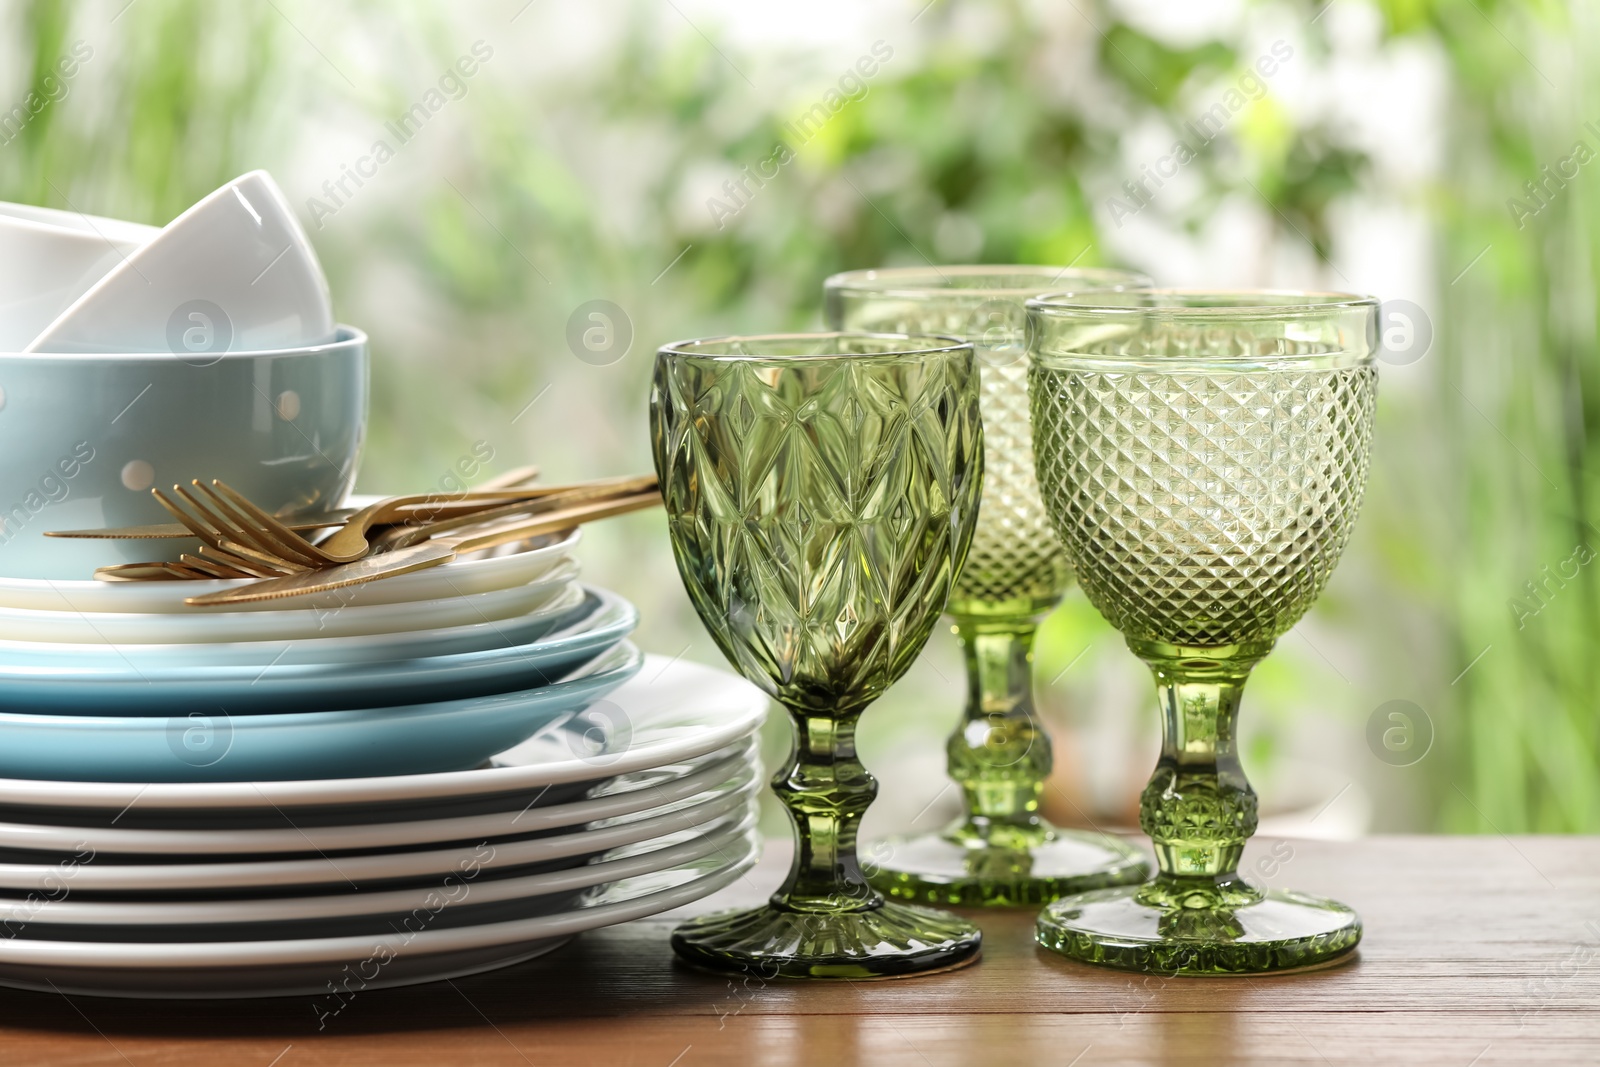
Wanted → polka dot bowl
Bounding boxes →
[0,326,367,578]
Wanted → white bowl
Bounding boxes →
[26,171,334,354]
[0,203,157,350]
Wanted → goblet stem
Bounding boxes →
[865,616,1148,906]
[946,615,1052,839]
[774,705,879,911]
[1131,639,1270,889]
[1037,637,1362,972]
[673,699,984,978]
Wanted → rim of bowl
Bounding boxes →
[0,202,159,244]
[1027,288,1381,320]
[824,264,1151,300]
[658,331,973,363]
[21,171,326,356]
[0,324,366,361]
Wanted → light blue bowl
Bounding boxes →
[0,642,644,783]
[0,586,637,716]
[0,326,368,579]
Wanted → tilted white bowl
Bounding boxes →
[0,202,157,350]
[26,170,334,355]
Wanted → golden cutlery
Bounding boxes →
[369,474,659,553]
[316,474,657,562]
[184,490,661,606]
[46,509,359,541]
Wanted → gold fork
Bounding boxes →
[49,465,543,545]
[192,474,659,570]
[319,473,658,560]
[183,488,661,606]
[87,474,660,584]
[83,465,551,582]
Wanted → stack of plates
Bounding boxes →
[0,530,650,782]
[0,532,769,997]
[0,654,767,998]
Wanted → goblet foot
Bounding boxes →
[1035,878,1361,975]
[671,900,982,980]
[869,821,1149,907]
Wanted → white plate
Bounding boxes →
[0,741,760,892]
[0,528,580,613]
[0,744,759,857]
[0,811,756,929]
[0,558,578,644]
[0,581,588,670]
[0,833,760,998]
[0,655,769,811]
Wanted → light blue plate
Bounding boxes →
[0,642,643,783]
[0,587,636,716]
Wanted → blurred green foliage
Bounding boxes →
[3,0,1596,832]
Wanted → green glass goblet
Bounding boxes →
[1026,289,1379,974]
[650,332,986,979]
[824,266,1151,907]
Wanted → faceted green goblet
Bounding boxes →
[1026,290,1379,974]
[825,266,1151,907]
[650,332,986,978]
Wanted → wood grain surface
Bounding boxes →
[2,835,1596,1066]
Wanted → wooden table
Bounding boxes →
[4,835,1597,1066]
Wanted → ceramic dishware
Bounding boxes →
[0,524,578,612]
[0,556,577,644]
[0,581,589,672]
[0,641,643,782]
[0,835,760,998]
[0,746,752,855]
[0,654,769,812]
[0,584,630,715]
[0,812,757,933]
[0,202,157,349]
[26,171,334,354]
[0,327,368,579]
[0,738,760,889]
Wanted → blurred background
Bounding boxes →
[4,0,1595,838]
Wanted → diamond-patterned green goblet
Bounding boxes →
[650,332,986,978]
[825,266,1151,906]
[1026,290,1379,974]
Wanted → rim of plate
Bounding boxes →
[0,833,760,981]
[0,811,757,926]
[0,741,758,857]
[0,557,580,643]
[0,655,770,809]
[0,581,590,665]
[0,638,641,734]
[0,525,581,610]
[0,585,635,688]
[0,738,760,890]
